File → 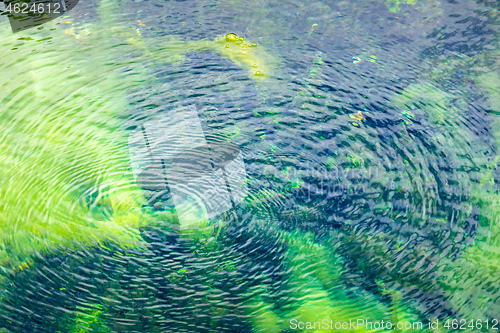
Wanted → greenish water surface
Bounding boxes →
[0,0,499,332]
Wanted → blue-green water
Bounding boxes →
[0,0,499,332]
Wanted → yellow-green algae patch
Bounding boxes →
[382,0,442,14]
[438,46,500,321]
[384,0,417,13]
[213,33,275,78]
[0,0,280,271]
[99,0,278,79]
[0,21,150,271]
[136,31,278,79]
[245,229,439,333]
[391,81,460,126]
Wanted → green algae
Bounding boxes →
[384,0,417,13]
[141,32,277,79]
[215,33,275,78]
[99,0,278,79]
[247,230,438,333]
[392,82,459,127]
[433,44,500,322]
[0,21,150,271]
[0,0,282,271]
[67,304,113,333]
[388,58,500,323]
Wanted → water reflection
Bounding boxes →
[128,104,248,228]
[0,0,499,331]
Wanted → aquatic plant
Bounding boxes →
[217,33,272,78]
[0,0,282,273]
[386,76,500,322]
[1,0,496,331]
[430,42,500,322]
[384,0,417,13]
[0,21,149,272]
[382,0,442,14]
[246,229,438,332]
[66,304,113,333]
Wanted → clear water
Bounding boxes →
[0,0,499,332]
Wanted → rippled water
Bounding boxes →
[0,0,499,332]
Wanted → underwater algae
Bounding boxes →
[1,0,500,331]
[384,75,500,322]
[0,0,279,272]
[241,229,434,333]
[384,0,417,13]
[0,23,147,271]
[0,1,307,331]
[239,47,490,332]
[434,45,500,323]
[0,11,433,333]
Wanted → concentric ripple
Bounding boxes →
[1,0,500,331]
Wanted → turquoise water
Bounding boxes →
[0,0,499,332]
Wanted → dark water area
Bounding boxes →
[0,0,499,332]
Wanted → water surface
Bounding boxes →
[0,0,499,332]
